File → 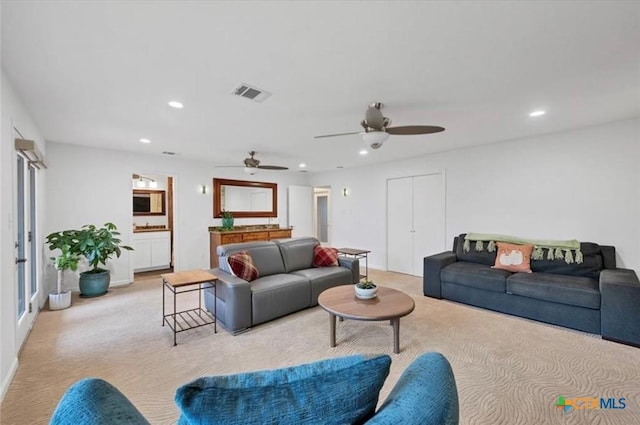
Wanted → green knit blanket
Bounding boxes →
[463,232,583,264]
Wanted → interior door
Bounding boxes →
[288,185,313,237]
[387,173,446,277]
[387,177,413,274]
[412,173,445,277]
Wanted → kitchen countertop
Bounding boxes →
[134,228,170,233]
[208,226,292,234]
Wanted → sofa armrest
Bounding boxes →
[365,352,459,425]
[423,252,458,299]
[338,257,360,283]
[600,268,640,346]
[50,378,150,425]
[204,268,252,334]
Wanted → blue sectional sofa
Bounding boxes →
[424,234,640,347]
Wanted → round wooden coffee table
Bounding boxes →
[317,285,415,354]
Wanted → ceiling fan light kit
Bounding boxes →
[362,131,390,149]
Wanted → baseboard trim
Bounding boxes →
[0,356,19,402]
[602,336,640,348]
[110,279,132,287]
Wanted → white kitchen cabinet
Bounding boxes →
[133,231,171,271]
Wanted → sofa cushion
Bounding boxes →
[455,233,496,266]
[493,242,533,273]
[228,251,259,282]
[530,242,603,279]
[274,237,319,272]
[175,354,392,425]
[312,246,339,267]
[218,241,286,277]
[291,267,352,305]
[250,274,311,325]
[441,262,511,293]
[506,272,600,309]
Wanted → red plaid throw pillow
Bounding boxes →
[313,246,339,267]
[227,251,259,281]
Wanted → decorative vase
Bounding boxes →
[79,270,111,297]
[49,291,72,310]
[222,217,234,230]
[355,284,378,299]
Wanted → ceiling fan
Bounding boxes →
[315,102,445,149]
[217,151,289,175]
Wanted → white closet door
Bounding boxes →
[387,177,414,274]
[412,173,445,277]
[288,185,314,237]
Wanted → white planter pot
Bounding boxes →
[354,284,378,299]
[49,291,72,310]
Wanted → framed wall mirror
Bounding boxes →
[133,189,166,216]
[213,178,277,218]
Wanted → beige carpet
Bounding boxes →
[1,269,639,424]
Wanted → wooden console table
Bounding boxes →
[209,227,292,268]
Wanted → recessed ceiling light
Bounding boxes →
[529,110,546,117]
[299,163,306,168]
[139,138,151,144]
[359,150,368,156]
[168,101,184,109]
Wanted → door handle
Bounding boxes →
[16,258,27,264]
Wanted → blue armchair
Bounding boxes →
[50,352,459,425]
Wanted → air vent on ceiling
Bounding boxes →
[233,83,272,103]
[162,151,176,156]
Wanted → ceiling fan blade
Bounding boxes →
[386,125,445,135]
[257,165,289,170]
[314,131,361,139]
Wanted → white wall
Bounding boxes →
[309,118,640,273]
[45,142,310,292]
[1,70,48,400]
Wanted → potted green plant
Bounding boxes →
[74,223,133,297]
[355,279,378,299]
[221,210,234,230]
[45,229,81,310]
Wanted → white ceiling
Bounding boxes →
[2,1,639,172]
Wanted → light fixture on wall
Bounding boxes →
[342,187,350,197]
[200,185,208,194]
[133,174,157,188]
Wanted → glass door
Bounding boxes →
[15,153,39,347]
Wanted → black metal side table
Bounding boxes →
[161,270,217,346]
[337,248,371,280]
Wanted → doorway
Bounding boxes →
[313,187,331,245]
[132,173,175,278]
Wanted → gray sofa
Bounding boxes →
[204,237,359,334]
[424,234,640,347]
